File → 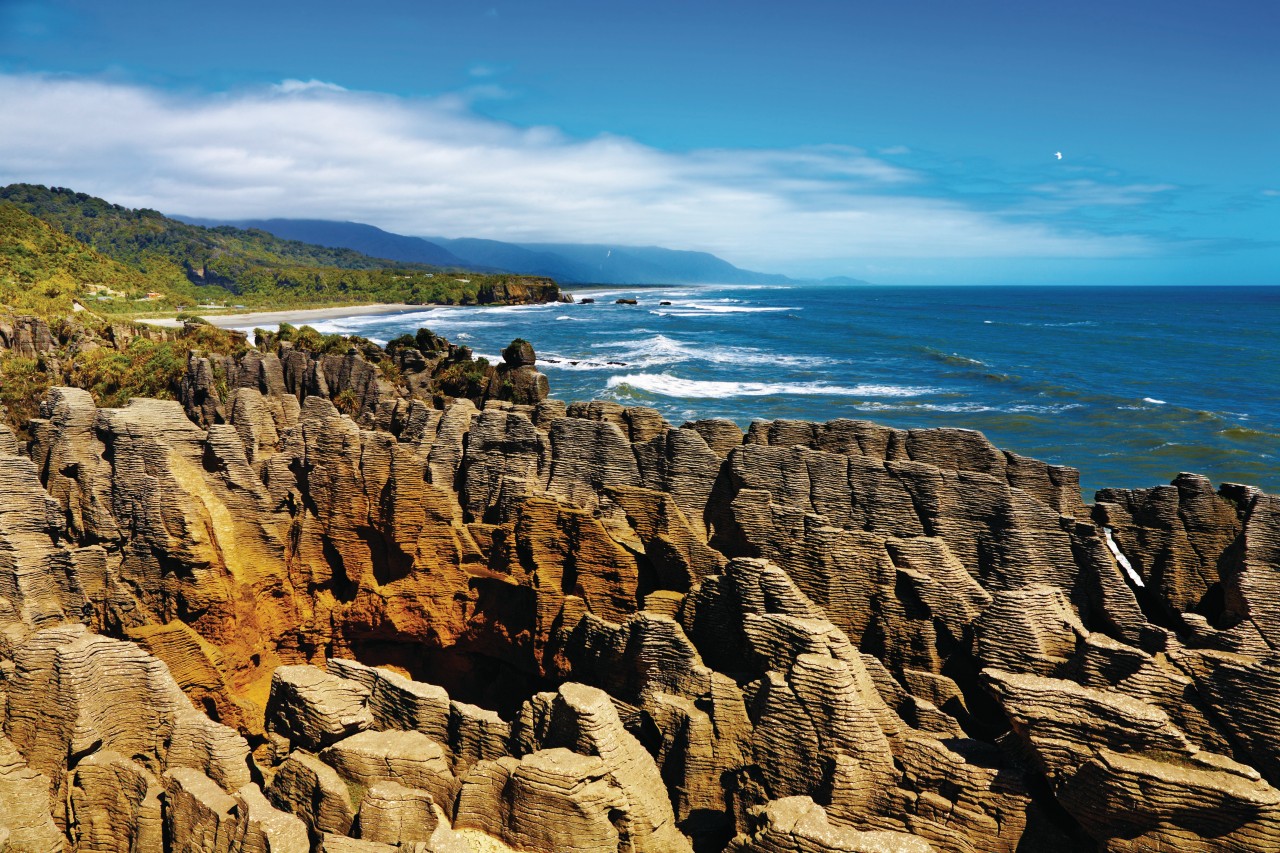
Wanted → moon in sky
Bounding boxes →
[1055,152,1063,159]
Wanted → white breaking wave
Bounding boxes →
[567,289,633,301]
[589,334,836,370]
[606,373,936,399]
[852,401,1085,414]
[538,356,631,371]
[277,320,347,335]
[401,316,507,330]
[1143,397,1167,405]
[331,309,446,329]
[656,302,797,315]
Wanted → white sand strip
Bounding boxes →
[137,302,440,329]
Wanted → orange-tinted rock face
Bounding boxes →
[2,344,1280,852]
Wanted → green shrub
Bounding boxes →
[0,355,47,432]
[333,389,360,416]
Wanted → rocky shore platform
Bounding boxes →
[0,323,1277,852]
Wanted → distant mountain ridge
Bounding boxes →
[177,217,476,270]
[180,216,866,287]
[0,184,564,310]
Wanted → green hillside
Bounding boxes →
[0,202,199,315]
[0,184,559,309]
[0,183,429,280]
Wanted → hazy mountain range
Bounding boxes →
[178,217,867,287]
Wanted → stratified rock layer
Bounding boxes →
[0,349,1277,852]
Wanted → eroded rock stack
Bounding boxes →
[0,330,1277,851]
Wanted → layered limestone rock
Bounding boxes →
[164,767,311,853]
[727,797,935,853]
[319,730,456,807]
[352,781,438,846]
[0,735,63,852]
[67,750,164,853]
[491,339,549,405]
[454,748,636,852]
[266,665,374,752]
[504,682,693,852]
[6,625,253,801]
[0,315,56,358]
[1,348,1278,852]
[266,752,357,838]
[0,624,276,852]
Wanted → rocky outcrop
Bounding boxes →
[504,682,693,852]
[490,338,548,406]
[0,325,1278,852]
[0,735,63,852]
[266,666,374,752]
[728,797,935,853]
[0,315,56,358]
[475,277,562,306]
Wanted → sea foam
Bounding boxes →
[606,373,936,398]
[593,335,836,369]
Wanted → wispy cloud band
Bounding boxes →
[0,73,1155,272]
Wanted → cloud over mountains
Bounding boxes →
[0,73,1154,275]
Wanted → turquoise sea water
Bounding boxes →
[274,284,1279,496]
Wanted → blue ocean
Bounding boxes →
[282,285,1279,496]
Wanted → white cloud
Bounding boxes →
[271,79,348,94]
[1028,180,1178,206]
[0,73,1155,273]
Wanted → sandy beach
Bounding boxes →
[139,302,433,329]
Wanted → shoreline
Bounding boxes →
[137,302,448,329]
[133,284,712,329]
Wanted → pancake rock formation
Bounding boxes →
[0,325,1277,851]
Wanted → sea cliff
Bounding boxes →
[0,320,1277,852]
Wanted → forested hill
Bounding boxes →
[0,184,437,281]
[0,202,180,314]
[0,184,562,309]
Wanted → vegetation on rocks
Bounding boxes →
[0,317,251,436]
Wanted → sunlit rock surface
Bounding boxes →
[0,342,1277,851]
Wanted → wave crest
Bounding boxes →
[606,373,938,399]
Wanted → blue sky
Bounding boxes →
[1,0,1276,284]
